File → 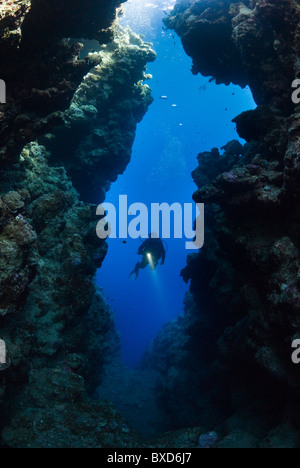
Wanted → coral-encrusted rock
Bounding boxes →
[0,199,9,228]
[1,368,142,449]
[0,196,37,318]
[7,215,37,246]
[45,26,156,201]
[165,0,248,87]
[2,192,24,212]
[0,0,157,446]
[165,0,300,110]
[0,0,123,163]
[0,141,130,447]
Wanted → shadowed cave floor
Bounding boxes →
[97,360,169,439]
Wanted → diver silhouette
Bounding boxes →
[129,233,166,280]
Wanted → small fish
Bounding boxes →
[122,240,127,244]
[160,96,168,100]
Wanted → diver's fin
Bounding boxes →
[129,271,138,280]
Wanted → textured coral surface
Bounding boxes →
[0,0,122,162]
[0,0,157,448]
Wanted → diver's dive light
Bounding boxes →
[147,252,155,271]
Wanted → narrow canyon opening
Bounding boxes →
[1,0,300,449]
[96,0,256,439]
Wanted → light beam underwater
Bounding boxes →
[147,252,155,271]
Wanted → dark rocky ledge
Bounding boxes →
[165,0,300,111]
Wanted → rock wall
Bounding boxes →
[144,0,300,448]
[0,1,155,448]
[0,0,124,163]
[45,26,155,201]
[165,0,300,110]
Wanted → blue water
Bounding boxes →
[97,0,256,367]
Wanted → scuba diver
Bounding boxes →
[129,233,166,280]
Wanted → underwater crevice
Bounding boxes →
[1,0,300,449]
